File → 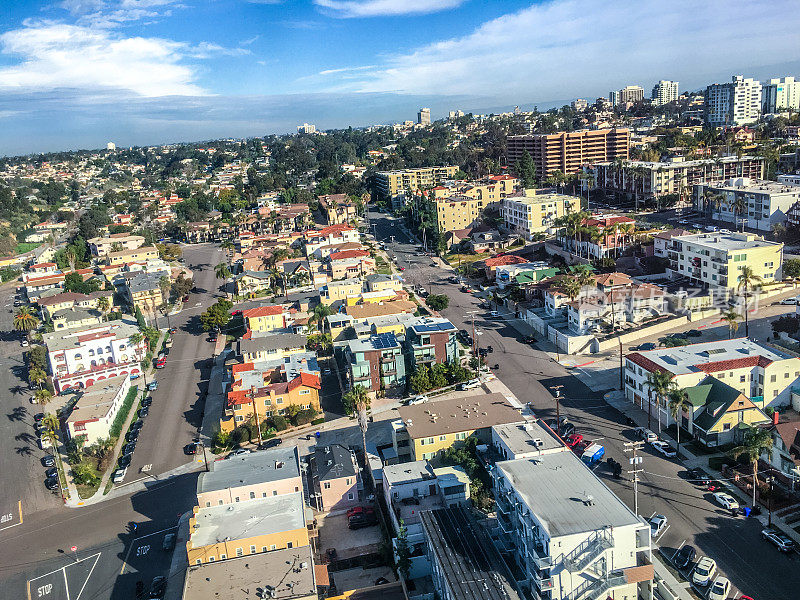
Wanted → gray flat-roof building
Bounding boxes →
[491,419,567,460]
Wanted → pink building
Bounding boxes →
[313,444,360,512]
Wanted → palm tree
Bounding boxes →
[731,427,774,509]
[343,384,370,458]
[268,267,285,297]
[28,367,47,390]
[737,266,763,338]
[721,308,740,339]
[603,222,618,259]
[34,389,53,405]
[96,296,110,317]
[64,247,77,271]
[575,268,596,288]
[14,307,39,332]
[667,387,691,453]
[557,277,581,302]
[732,196,748,231]
[310,303,332,330]
[215,262,232,297]
[619,223,635,256]
[645,370,673,432]
[41,413,60,449]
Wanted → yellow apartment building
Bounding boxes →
[106,245,159,265]
[500,191,579,240]
[319,278,363,305]
[186,492,310,565]
[374,166,459,199]
[435,195,482,233]
[242,305,286,333]
[222,372,321,431]
[237,332,308,363]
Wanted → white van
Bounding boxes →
[112,467,127,483]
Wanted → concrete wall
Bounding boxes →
[197,476,304,507]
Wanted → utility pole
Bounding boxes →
[249,387,263,447]
[624,441,645,516]
[550,385,564,429]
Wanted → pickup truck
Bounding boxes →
[581,443,605,465]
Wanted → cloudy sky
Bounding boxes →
[0,0,798,155]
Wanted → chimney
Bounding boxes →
[773,411,780,426]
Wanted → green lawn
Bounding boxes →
[14,242,41,254]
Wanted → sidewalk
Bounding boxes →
[163,510,191,600]
[199,346,232,446]
[652,552,696,600]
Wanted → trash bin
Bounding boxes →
[742,506,751,517]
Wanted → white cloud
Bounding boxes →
[0,22,204,96]
[319,65,375,75]
[314,0,464,18]
[58,0,183,27]
[339,0,800,97]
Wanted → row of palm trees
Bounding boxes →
[553,211,636,261]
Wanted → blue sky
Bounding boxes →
[0,0,798,156]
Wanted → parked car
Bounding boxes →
[649,514,668,537]
[45,467,57,479]
[762,528,795,552]
[129,373,140,381]
[44,476,59,491]
[348,514,378,530]
[685,329,702,337]
[346,506,375,519]
[523,336,536,344]
[565,433,584,449]
[636,342,657,351]
[141,397,152,407]
[259,438,282,450]
[686,468,710,486]
[34,413,45,424]
[674,545,696,569]
[457,379,481,391]
[400,496,421,506]
[118,454,132,468]
[780,297,799,305]
[488,310,500,317]
[147,381,158,391]
[651,440,677,458]
[112,468,127,483]
[162,533,176,552]
[154,358,166,369]
[634,427,658,443]
[407,395,428,405]
[149,575,167,598]
[708,577,731,600]
[41,454,55,467]
[125,429,139,442]
[559,422,576,438]
[183,443,198,455]
[122,442,136,456]
[712,492,739,510]
[228,448,251,458]
[138,406,149,418]
[131,420,144,431]
[20,339,29,347]
[691,556,717,586]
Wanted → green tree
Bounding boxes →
[409,364,431,393]
[13,306,39,331]
[34,388,53,405]
[395,521,412,580]
[26,345,47,371]
[430,363,448,389]
[342,383,370,417]
[200,300,232,331]
[28,367,47,389]
[667,387,691,453]
[721,308,740,339]
[215,262,232,297]
[556,277,581,302]
[134,305,146,328]
[783,258,800,281]
[737,266,763,338]
[425,294,450,311]
[514,149,537,188]
[645,370,673,432]
[730,427,774,508]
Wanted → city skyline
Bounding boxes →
[0,0,799,155]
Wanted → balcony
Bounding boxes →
[532,574,554,593]
[527,545,552,570]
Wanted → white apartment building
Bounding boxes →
[762,77,800,113]
[44,318,147,392]
[500,192,578,240]
[88,234,145,257]
[491,419,567,461]
[624,339,800,422]
[297,123,316,134]
[65,374,131,445]
[494,451,653,600]
[651,80,679,105]
[695,178,800,232]
[778,174,800,186]
[417,107,431,125]
[705,75,762,126]
[610,85,644,106]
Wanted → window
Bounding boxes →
[786,372,790,379]
[295,486,299,492]
[195,559,202,565]
[323,482,331,490]
[250,545,256,553]
[346,478,353,485]
[205,501,210,507]
[771,374,777,383]
[276,398,283,405]
[774,390,779,397]
[740,376,746,383]
[439,435,447,441]
[234,497,240,502]
[273,490,278,496]
[348,492,354,500]
[299,389,310,395]
[218,500,223,505]
[219,554,227,560]
[208,556,215,562]
[262,546,268,552]
[236,548,243,557]
[262,492,267,498]
[723,423,731,431]
[249,491,255,499]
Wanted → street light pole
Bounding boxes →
[550,385,564,430]
[767,476,774,527]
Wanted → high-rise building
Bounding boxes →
[571,98,588,111]
[762,77,800,113]
[417,107,431,125]
[610,85,644,106]
[651,80,679,105]
[448,109,465,119]
[705,75,762,126]
[297,123,316,134]
[507,128,629,179]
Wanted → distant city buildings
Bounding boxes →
[297,123,316,134]
[705,75,762,126]
[417,107,431,125]
[762,76,800,113]
[571,98,588,111]
[106,142,115,150]
[610,85,644,106]
[651,80,679,105]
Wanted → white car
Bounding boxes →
[488,311,501,317]
[651,440,677,458]
[708,576,730,600]
[457,379,481,391]
[112,467,128,483]
[712,492,739,510]
[719,228,731,234]
[649,514,668,537]
[691,556,717,586]
[779,297,798,305]
[635,427,658,443]
[228,449,251,458]
[407,395,428,405]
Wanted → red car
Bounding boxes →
[399,266,405,271]
[230,309,242,316]
[346,506,375,519]
[154,358,166,369]
[565,433,583,449]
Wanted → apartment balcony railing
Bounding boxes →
[527,544,552,570]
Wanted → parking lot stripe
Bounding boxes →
[0,500,23,532]
[72,553,100,600]
[63,565,70,600]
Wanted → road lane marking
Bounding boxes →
[120,526,178,574]
[0,499,23,531]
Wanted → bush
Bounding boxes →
[109,387,139,439]
[72,462,100,486]
[270,415,289,431]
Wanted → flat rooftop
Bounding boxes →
[197,446,301,495]
[383,460,436,487]
[492,419,566,457]
[705,179,800,195]
[496,451,642,538]
[420,506,522,600]
[673,231,782,252]
[183,545,317,600]
[627,338,791,377]
[398,393,522,439]
[190,492,305,547]
[43,318,139,351]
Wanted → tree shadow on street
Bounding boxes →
[7,406,28,422]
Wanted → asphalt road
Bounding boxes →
[369,207,800,600]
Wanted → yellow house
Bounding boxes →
[106,245,159,266]
[186,492,310,565]
[323,313,354,341]
[319,278,362,305]
[237,332,308,362]
[345,289,396,306]
[391,393,522,462]
[242,305,285,333]
[365,273,403,293]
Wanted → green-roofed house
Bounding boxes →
[682,376,771,447]
[514,267,560,286]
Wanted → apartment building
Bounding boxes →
[186,492,309,565]
[565,281,666,335]
[417,107,431,125]
[106,245,160,266]
[318,193,357,225]
[762,76,800,113]
[242,305,286,334]
[364,273,403,294]
[65,375,131,445]
[319,277,363,305]
[125,270,168,316]
[88,233,145,256]
[44,318,147,392]
[435,195,482,232]
[662,230,782,290]
[374,166,459,200]
[196,446,303,507]
[501,191,579,240]
[559,215,637,259]
[237,332,308,362]
[694,178,800,232]
[343,332,406,393]
[304,224,360,258]
[404,317,459,369]
[391,393,522,462]
[311,444,359,511]
[595,155,766,203]
[494,451,652,600]
[611,85,644,106]
[651,80,679,106]
[624,339,800,430]
[490,419,567,461]
[507,128,629,180]
[36,290,114,320]
[706,75,762,126]
[328,249,375,280]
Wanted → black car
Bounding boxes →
[637,342,657,351]
[400,496,420,506]
[183,443,198,455]
[138,406,149,418]
[44,477,59,491]
[149,576,167,598]
[34,413,45,424]
[523,336,536,344]
[45,467,58,479]
[122,442,136,456]
[41,454,55,468]
[131,420,144,431]
[486,345,494,353]
[125,429,139,442]
[674,545,696,569]
[118,454,132,468]
[559,423,576,438]
[259,438,282,450]
[685,329,702,338]
[141,397,152,408]
[348,514,378,530]
[686,468,710,486]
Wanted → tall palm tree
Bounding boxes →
[604,222,618,259]
[96,296,110,317]
[667,387,691,453]
[619,223,635,256]
[737,266,763,338]
[268,267,285,297]
[575,268,596,288]
[645,370,674,432]
[557,277,581,302]
[731,427,773,508]
[28,367,47,390]
[311,303,332,331]
[721,308,741,339]
[64,247,77,271]
[732,196,748,231]
[215,262,232,297]
[14,307,39,332]
[34,389,53,405]
[41,413,60,449]
[343,384,370,458]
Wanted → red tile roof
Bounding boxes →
[695,356,773,373]
[330,249,370,261]
[626,352,674,375]
[231,362,255,374]
[242,305,284,318]
[484,254,527,267]
[288,371,321,391]
[307,224,356,238]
